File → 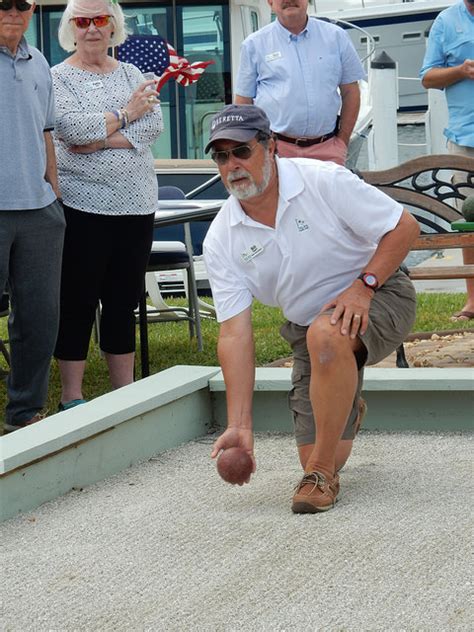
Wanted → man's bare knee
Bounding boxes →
[307,314,364,361]
[307,315,352,365]
[307,315,337,347]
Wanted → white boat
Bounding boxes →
[310,0,456,110]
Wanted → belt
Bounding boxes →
[275,130,336,147]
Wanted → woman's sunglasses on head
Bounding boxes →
[70,15,112,29]
[0,0,32,12]
[211,141,260,166]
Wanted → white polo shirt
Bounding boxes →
[203,158,403,325]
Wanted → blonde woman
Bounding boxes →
[52,0,163,410]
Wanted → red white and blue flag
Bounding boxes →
[117,35,214,91]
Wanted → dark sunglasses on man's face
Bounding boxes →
[211,141,260,166]
[0,0,32,12]
[69,15,112,29]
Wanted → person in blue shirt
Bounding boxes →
[0,0,65,432]
[235,0,366,166]
[420,0,474,321]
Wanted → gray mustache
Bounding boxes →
[228,170,250,182]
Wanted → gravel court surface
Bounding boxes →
[2,432,472,631]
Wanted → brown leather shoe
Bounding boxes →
[4,413,46,434]
[292,471,340,513]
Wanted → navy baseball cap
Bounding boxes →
[205,104,271,153]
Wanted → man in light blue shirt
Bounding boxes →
[235,0,366,165]
[0,0,65,432]
[420,0,474,321]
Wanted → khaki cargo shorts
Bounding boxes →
[280,270,416,445]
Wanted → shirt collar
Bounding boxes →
[275,157,305,225]
[227,156,305,227]
[275,16,309,42]
[228,195,249,227]
[0,36,31,60]
[460,1,474,21]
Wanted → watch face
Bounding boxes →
[364,274,377,287]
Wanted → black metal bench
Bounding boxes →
[361,154,474,367]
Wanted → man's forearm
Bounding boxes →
[338,82,360,146]
[44,131,60,198]
[218,315,255,429]
[422,62,474,89]
[359,210,420,287]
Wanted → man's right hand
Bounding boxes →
[211,427,256,473]
[461,59,474,80]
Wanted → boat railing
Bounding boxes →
[186,174,223,200]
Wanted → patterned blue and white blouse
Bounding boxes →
[52,61,163,216]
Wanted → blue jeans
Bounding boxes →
[0,201,65,425]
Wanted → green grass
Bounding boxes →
[0,293,471,420]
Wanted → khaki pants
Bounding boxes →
[280,270,416,445]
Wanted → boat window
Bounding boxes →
[360,36,379,44]
[402,32,421,40]
[179,5,229,160]
[35,10,69,67]
[250,11,259,33]
[24,11,37,49]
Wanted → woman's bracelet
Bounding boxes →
[111,108,128,129]
[120,108,130,129]
[109,108,129,130]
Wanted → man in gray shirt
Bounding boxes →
[0,0,65,432]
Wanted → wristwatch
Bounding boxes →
[358,272,379,291]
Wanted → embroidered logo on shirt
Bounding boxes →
[265,51,282,62]
[295,218,309,232]
[241,242,264,263]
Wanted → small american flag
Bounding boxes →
[117,35,171,75]
[117,35,214,91]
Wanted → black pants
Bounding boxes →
[54,206,154,360]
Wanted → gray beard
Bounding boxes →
[227,152,273,200]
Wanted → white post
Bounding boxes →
[368,51,399,170]
[423,27,449,155]
[424,88,448,154]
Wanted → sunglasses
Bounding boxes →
[70,15,112,29]
[0,0,32,12]
[211,141,260,166]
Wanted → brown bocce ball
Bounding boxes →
[217,447,253,485]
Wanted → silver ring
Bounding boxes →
[353,314,361,319]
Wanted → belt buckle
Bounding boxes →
[295,137,306,146]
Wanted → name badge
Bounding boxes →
[85,80,103,91]
[265,51,282,62]
[241,242,264,263]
